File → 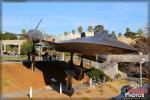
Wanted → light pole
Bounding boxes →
[140,58,145,87]
[139,52,146,87]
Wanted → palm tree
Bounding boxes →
[64,31,68,35]
[126,27,130,33]
[118,33,122,37]
[87,26,94,32]
[72,30,75,34]
[21,29,26,34]
[20,29,27,39]
[77,26,83,33]
[137,28,144,38]
[111,31,116,35]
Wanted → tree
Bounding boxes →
[124,27,137,39]
[126,27,130,33]
[20,40,33,55]
[20,29,27,39]
[6,45,18,52]
[0,32,17,40]
[124,31,137,39]
[21,29,26,34]
[72,30,75,34]
[118,33,122,37]
[111,31,116,35]
[77,26,83,33]
[87,26,93,32]
[94,25,104,32]
[137,28,144,38]
[64,31,68,35]
[86,68,111,82]
[134,38,149,55]
[124,27,131,37]
[134,38,150,78]
[6,45,11,52]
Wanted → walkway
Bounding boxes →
[1,83,89,98]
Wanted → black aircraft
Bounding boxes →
[43,31,138,64]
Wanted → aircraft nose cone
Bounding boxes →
[27,29,43,43]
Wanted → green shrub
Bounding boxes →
[86,68,111,82]
[5,45,18,52]
[64,52,70,56]
[115,73,121,79]
[117,73,121,78]
[6,45,11,52]
[20,40,33,55]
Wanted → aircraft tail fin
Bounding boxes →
[81,32,86,37]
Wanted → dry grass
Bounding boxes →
[143,78,150,84]
[85,90,91,93]
[2,77,16,87]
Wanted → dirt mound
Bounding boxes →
[1,63,45,93]
[117,37,136,45]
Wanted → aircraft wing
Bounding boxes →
[54,31,138,55]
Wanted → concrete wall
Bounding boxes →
[106,54,149,62]
[88,54,149,79]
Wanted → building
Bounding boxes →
[0,40,26,55]
[55,32,94,42]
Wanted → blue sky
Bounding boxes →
[2,2,148,35]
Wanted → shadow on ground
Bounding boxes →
[22,60,88,96]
